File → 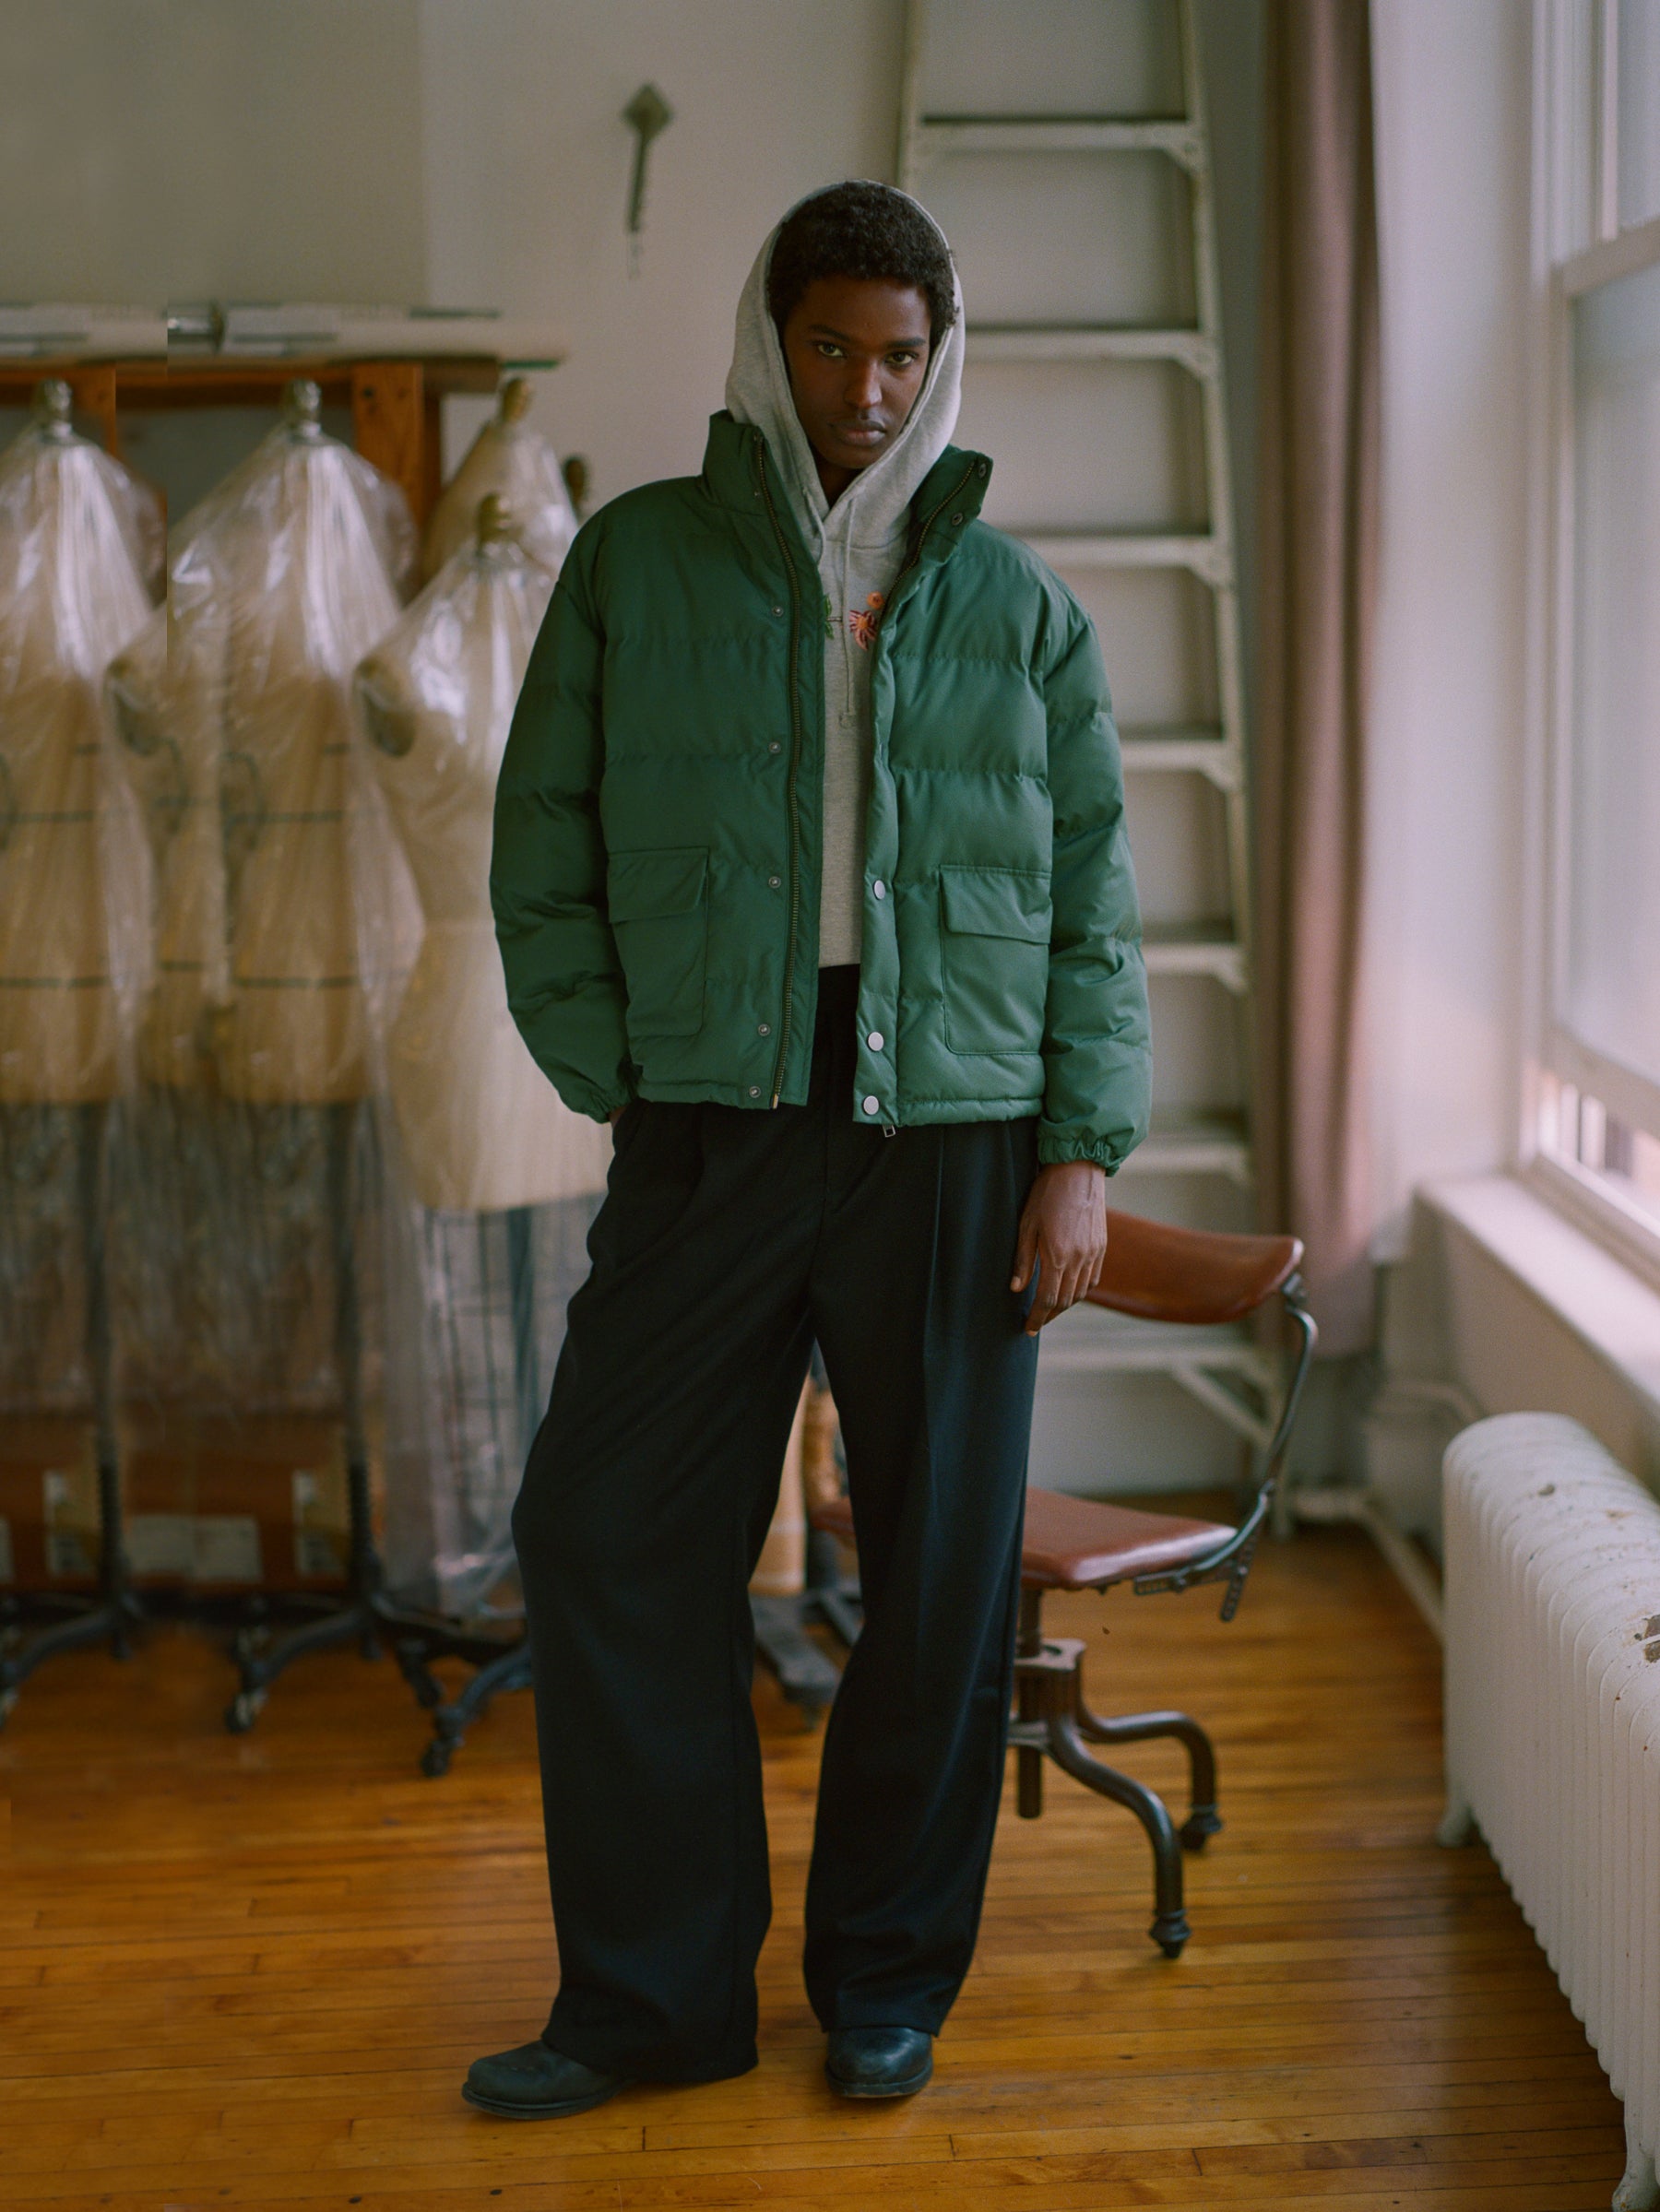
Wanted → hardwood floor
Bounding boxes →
[0,1513,1626,2208]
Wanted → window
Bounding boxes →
[1530,2,1660,1274]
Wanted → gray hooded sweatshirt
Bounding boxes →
[724,193,965,968]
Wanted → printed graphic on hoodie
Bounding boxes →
[848,592,885,649]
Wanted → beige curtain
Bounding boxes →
[1255,0,1380,1356]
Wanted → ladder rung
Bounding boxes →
[1143,927,1248,991]
[1020,532,1232,586]
[1117,1108,1251,1183]
[915,116,1203,168]
[1120,727,1239,787]
[966,325,1216,373]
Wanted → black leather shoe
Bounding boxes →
[824,2026,933,2099]
[463,2040,625,2119]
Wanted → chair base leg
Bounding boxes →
[1043,1712,1191,1957]
[1012,1633,1222,1958]
[1076,1703,1222,1852]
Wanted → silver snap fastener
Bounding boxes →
[977,460,989,478]
[757,1023,771,1036]
[770,603,783,617]
[872,879,885,900]
[867,1031,883,1052]
[768,740,782,754]
[861,1095,880,1116]
[951,512,965,526]
[748,1085,761,1097]
[767,874,781,889]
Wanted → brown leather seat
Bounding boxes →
[810,1486,1231,1593]
[1093,1209,1301,1328]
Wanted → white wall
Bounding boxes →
[418,0,906,504]
[4,1,429,303]
[1365,0,1535,1254]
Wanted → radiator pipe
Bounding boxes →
[1289,1485,1445,1641]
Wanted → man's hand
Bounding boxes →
[1011,1161,1108,1336]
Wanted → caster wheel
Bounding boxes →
[225,1689,266,1733]
[1180,1807,1223,1852]
[421,1738,455,1778]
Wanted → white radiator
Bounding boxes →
[1440,1414,1660,2212]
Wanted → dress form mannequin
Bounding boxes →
[0,381,154,1712]
[356,496,609,1617]
[420,378,578,585]
[168,383,419,1728]
[0,382,153,1106]
[173,378,417,1107]
[356,494,611,1211]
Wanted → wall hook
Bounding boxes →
[622,83,674,273]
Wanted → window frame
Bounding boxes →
[1522,2,1660,1292]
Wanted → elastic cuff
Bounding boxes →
[557,1084,630,1123]
[1036,1135,1117,1172]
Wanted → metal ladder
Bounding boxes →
[897,0,1276,1461]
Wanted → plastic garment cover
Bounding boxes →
[377,1191,599,1616]
[0,389,155,1106]
[356,501,610,1614]
[0,385,154,1443]
[107,602,230,1090]
[169,385,419,1106]
[354,505,611,1210]
[420,378,577,584]
[101,386,418,1434]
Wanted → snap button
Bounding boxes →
[767,874,781,890]
[977,460,989,478]
[872,879,885,900]
[770,603,783,617]
[861,1095,880,1116]
[950,512,965,526]
[866,1031,883,1051]
[757,1022,771,1036]
[748,1085,761,1098]
[768,740,782,754]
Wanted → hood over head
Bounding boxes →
[723,183,965,556]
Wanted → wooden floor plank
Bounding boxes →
[0,1511,1628,2201]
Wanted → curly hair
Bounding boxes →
[767,183,957,341]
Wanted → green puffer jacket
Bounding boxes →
[492,413,1151,1171]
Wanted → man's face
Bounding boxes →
[780,275,932,494]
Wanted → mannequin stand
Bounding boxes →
[224,1104,528,1731]
[0,1106,142,1731]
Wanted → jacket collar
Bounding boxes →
[701,411,991,550]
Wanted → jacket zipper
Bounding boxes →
[754,434,806,1107]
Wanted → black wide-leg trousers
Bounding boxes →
[511,966,1041,2082]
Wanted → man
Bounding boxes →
[475,182,1149,2117]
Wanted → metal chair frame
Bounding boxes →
[1010,1266,1318,1956]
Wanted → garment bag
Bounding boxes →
[356,494,611,1616]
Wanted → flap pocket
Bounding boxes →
[607,846,708,924]
[940,866,1050,944]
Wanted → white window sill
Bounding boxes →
[1420,1172,1660,1435]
